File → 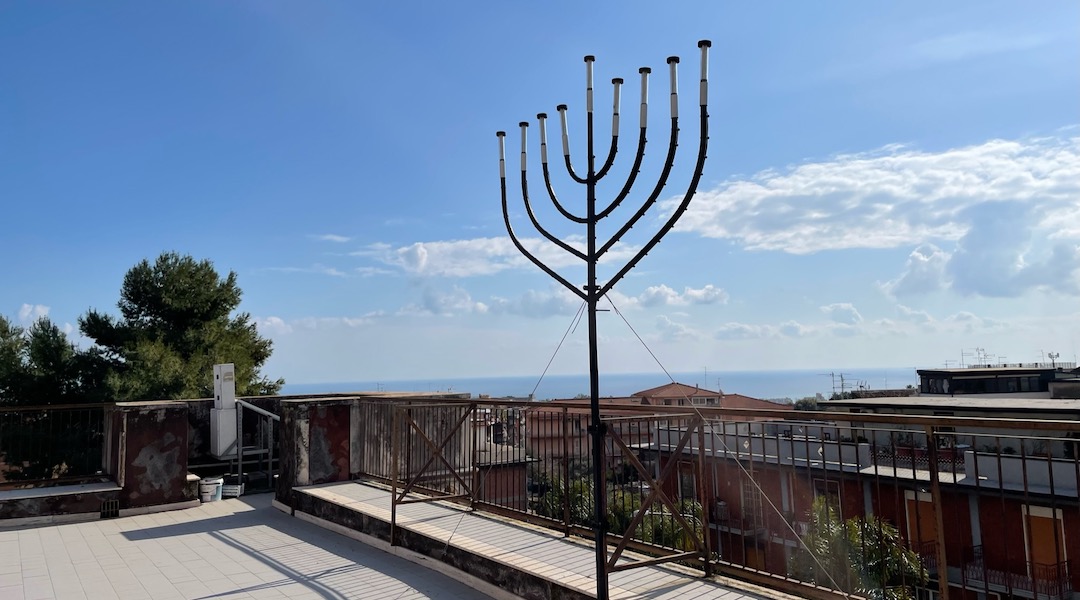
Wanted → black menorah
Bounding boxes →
[497,40,711,598]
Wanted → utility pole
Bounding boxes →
[497,41,712,600]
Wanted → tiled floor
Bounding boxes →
[0,494,493,600]
[298,482,795,600]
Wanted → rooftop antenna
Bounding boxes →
[819,372,836,397]
[497,41,712,600]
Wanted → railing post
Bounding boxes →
[268,418,274,494]
[697,416,712,576]
[471,404,480,508]
[562,407,571,536]
[390,404,399,546]
[236,402,243,490]
[926,425,950,600]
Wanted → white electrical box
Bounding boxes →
[211,407,237,458]
[214,363,236,410]
[211,363,238,458]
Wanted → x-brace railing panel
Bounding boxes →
[394,403,475,504]
[605,415,708,572]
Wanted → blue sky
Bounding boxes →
[2,1,1079,384]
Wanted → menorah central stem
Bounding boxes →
[584,88,610,600]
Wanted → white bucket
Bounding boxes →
[199,477,224,502]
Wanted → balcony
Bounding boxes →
[915,541,938,576]
[962,545,1073,600]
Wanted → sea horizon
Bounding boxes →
[279,367,920,402]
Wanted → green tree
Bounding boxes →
[0,315,109,405]
[789,497,927,600]
[0,316,106,481]
[793,396,820,411]
[79,252,283,400]
[0,316,24,402]
[533,475,594,525]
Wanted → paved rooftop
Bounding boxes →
[297,481,797,600]
[0,493,493,600]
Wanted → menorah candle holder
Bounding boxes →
[496,40,711,600]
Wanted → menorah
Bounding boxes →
[496,41,710,599]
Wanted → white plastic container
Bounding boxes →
[199,477,224,502]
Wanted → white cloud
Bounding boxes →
[637,284,729,307]
[311,233,351,243]
[398,287,490,317]
[897,304,933,325]
[655,315,703,341]
[256,316,293,335]
[256,313,383,334]
[362,236,640,278]
[672,134,1080,256]
[943,310,1005,333]
[682,285,729,305]
[714,322,773,340]
[946,202,1080,297]
[778,320,812,338]
[820,303,863,325]
[638,285,681,307]
[828,323,860,337]
[355,266,396,277]
[881,244,950,296]
[489,287,582,318]
[18,303,49,324]
[267,264,348,277]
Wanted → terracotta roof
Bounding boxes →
[632,382,721,398]
[524,397,644,417]
[717,394,793,411]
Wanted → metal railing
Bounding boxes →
[236,399,279,494]
[0,403,108,486]
[963,545,1072,600]
[328,397,1080,600]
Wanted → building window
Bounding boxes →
[813,479,842,519]
[740,478,764,527]
[915,588,939,600]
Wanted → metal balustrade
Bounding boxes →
[280,396,1080,600]
[0,403,108,486]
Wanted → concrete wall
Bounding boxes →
[1049,379,1080,399]
[115,401,195,508]
[965,451,1079,495]
[0,487,121,520]
[277,399,357,502]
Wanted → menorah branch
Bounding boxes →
[599,103,708,297]
[596,117,679,258]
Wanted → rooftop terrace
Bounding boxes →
[0,492,493,600]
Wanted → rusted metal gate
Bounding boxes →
[604,412,713,575]
[387,402,476,544]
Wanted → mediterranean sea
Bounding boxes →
[280,367,919,402]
